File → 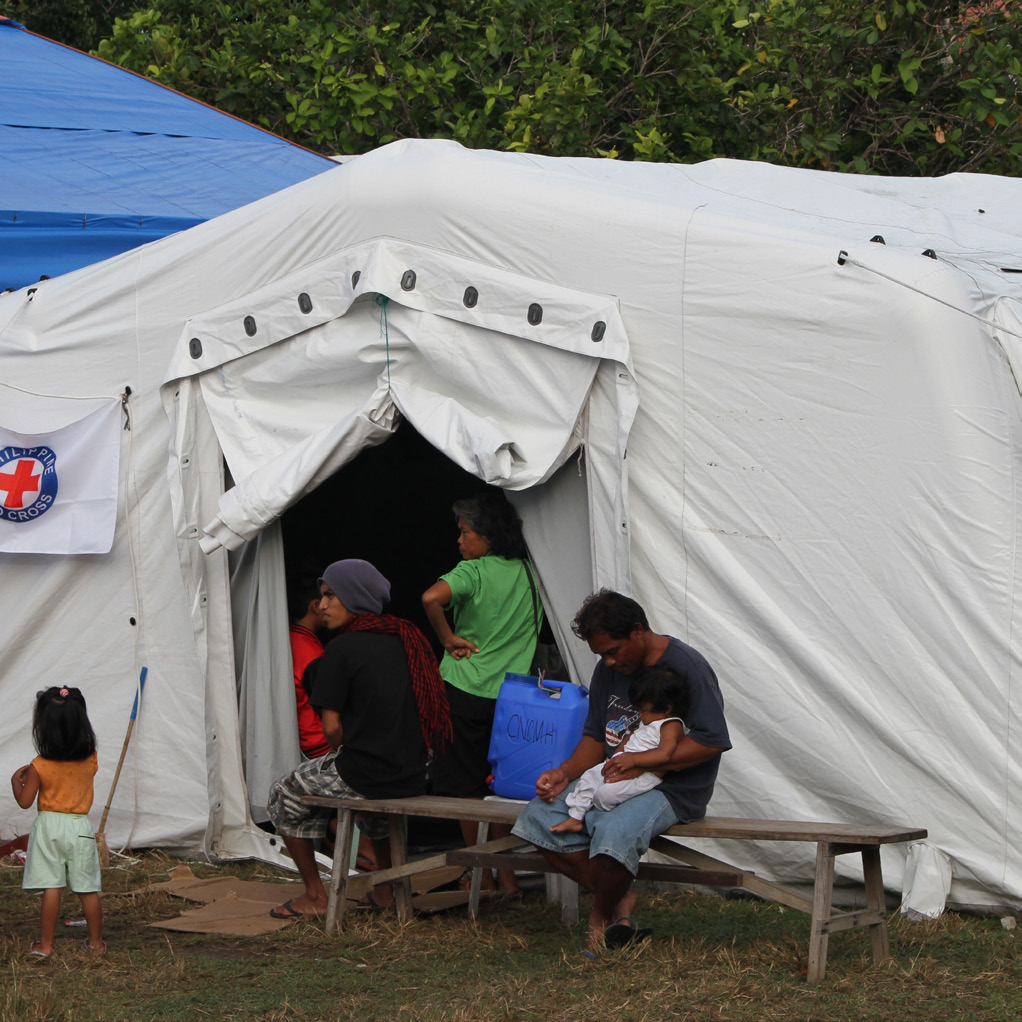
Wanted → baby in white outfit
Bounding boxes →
[550,666,689,833]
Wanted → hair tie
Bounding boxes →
[59,688,69,697]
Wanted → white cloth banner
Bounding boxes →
[0,400,121,554]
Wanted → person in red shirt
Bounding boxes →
[288,574,329,759]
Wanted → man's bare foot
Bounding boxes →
[549,817,584,833]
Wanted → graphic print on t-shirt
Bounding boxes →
[604,693,641,750]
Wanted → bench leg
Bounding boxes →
[468,821,489,921]
[325,808,356,935]
[558,875,579,927]
[807,841,835,984]
[861,846,890,965]
[388,815,414,922]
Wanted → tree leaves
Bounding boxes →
[72,0,1022,175]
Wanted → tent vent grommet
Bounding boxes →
[129,617,136,626]
[837,251,848,265]
[351,271,361,288]
[244,316,257,336]
[528,303,543,325]
[401,270,417,291]
[298,292,313,314]
[591,321,606,342]
[188,338,203,359]
[922,249,937,260]
[463,286,478,308]
[870,235,885,244]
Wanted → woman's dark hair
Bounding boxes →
[33,686,97,761]
[571,588,650,641]
[452,491,527,559]
[628,666,689,718]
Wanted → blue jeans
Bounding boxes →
[511,780,678,877]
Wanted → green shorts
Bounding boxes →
[23,811,102,893]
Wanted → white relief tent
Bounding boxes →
[0,139,1019,911]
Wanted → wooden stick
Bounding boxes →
[95,666,147,868]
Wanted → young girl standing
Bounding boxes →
[11,686,105,958]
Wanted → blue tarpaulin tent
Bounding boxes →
[0,18,336,290]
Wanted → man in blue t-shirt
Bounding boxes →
[512,589,731,953]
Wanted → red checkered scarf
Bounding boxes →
[342,613,452,751]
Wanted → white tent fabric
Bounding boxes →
[229,523,299,823]
[0,140,1019,910]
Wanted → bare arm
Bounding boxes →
[534,735,605,801]
[601,732,724,784]
[604,719,685,776]
[11,763,39,809]
[320,709,343,751]
[422,580,479,659]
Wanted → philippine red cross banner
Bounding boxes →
[0,401,121,554]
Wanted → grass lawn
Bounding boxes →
[1,851,1019,1021]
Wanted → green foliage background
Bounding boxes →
[3,0,1021,174]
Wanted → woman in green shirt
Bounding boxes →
[423,492,540,893]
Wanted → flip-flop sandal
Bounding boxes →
[603,916,653,949]
[27,941,50,960]
[269,898,322,920]
[355,890,391,912]
[81,940,108,953]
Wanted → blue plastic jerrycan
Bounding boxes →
[487,673,589,800]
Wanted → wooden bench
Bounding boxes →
[301,793,926,983]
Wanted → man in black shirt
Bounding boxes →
[268,559,450,918]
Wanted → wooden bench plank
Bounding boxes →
[665,817,927,844]
[302,794,524,825]
[447,848,745,888]
[818,908,886,934]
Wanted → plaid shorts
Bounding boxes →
[266,751,388,841]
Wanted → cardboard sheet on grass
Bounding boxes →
[148,863,471,935]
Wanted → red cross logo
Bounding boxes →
[0,458,42,509]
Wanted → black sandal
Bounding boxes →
[355,890,390,912]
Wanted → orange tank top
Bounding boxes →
[32,752,97,814]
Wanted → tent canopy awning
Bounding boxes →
[0,18,335,289]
